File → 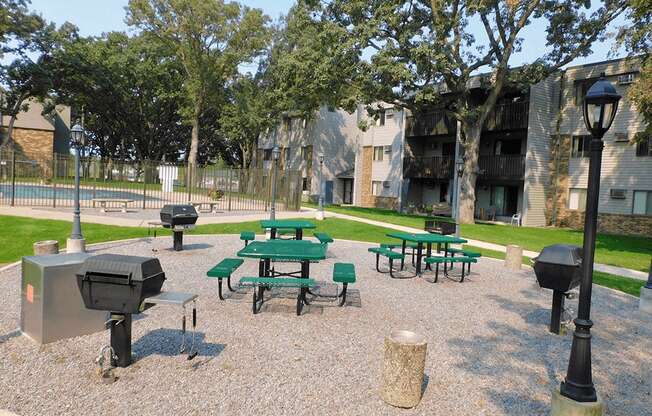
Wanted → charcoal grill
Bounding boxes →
[160,204,198,251]
[424,219,456,235]
[532,244,583,334]
[77,254,166,367]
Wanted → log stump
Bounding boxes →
[505,245,522,271]
[33,240,59,256]
[380,330,427,408]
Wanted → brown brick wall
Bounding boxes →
[8,127,54,161]
[360,146,374,207]
[557,209,652,237]
[545,135,571,225]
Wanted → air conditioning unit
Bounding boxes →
[384,145,392,153]
[617,73,635,85]
[383,181,390,188]
[609,189,626,199]
[614,132,628,143]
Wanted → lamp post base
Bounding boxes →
[639,286,652,315]
[66,238,86,253]
[551,388,604,416]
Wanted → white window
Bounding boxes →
[568,188,587,211]
[372,181,382,196]
[373,146,384,161]
[633,191,652,215]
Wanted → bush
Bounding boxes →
[209,189,224,200]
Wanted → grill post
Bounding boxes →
[110,313,132,368]
[173,231,183,251]
[550,290,565,334]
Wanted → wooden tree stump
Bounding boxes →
[33,240,59,256]
[505,245,522,270]
[380,330,427,408]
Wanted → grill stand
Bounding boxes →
[109,313,132,368]
[173,231,183,251]
[551,291,565,335]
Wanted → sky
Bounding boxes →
[25,0,628,69]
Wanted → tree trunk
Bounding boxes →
[188,104,201,167]
[458,123,481,224]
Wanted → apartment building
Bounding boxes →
[547,57,652,236]
[0,98,71,160]
[256,106,359,205]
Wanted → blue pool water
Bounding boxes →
[0,184,151,201]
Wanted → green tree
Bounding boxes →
[0,0,43,59]
[324,0,626,223]
[50,31,190,161]
[126,0,270,168]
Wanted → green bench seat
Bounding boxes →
[333,263,356,306]
[239,277,316,315]
[368,247,404,278]
[446,247,481,272]
[425,256,477,283]
[314,232,334,244]
[207,258,244,300]
[240,231,255,247]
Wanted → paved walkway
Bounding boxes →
[0,206,647,281]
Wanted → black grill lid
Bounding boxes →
[535,244,582,266]
[160,204,198,217]
[77,254,164,281]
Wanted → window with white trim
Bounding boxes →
[633,191,652,215]
[568,188,587,211]
[372,181,389,196]
[373,146,384,161]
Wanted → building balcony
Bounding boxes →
[403,156,455,179]
[478,154,525,179]
[404,154,525,180]
[405,101,529,138]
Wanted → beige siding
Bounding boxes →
[561,58,652,217]
[523,75,558,226]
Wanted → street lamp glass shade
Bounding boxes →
[70,124,84,146]
[583,75,621,138]
[272,145,280,161]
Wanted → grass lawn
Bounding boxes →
[315,205,652,273]
[0,215,645,297]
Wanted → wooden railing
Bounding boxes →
[405,101,529,138]
[478,155,525,179]
[406,111,456,137]
[484,101,529,131]
[403,156,455,179]
[404,154,525,180]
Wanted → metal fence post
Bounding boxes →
[142,161,147,210]
[52,157,57,208]
[227,168,233,211]
[187,164,192,203]
[10,151,16,207]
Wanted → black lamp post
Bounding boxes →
[270,145,280,220]
[560,74,620,402]
[69,123,85,244]
[454,156,464,237]
[318,155,325,218]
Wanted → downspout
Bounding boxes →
[551,70,566,226]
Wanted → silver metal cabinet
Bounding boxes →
[21,253,107,344]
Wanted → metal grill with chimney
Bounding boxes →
[160,204,198,251]
[77,254,166,367]
[532,244,583,335]
[424,219,456,235]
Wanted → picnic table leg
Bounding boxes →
[296,229,303,240]
[414,243,424,275]
[425,243,433,271]
[400,241,406,270]
[434,262,439,283]
[270,227,277,239]
[444,244,449,274]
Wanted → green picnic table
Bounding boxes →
[237,240,327,312]
[260,219,316,240]
[386,231,467,275]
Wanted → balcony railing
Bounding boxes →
[406,111,456,137]
[484,101,529,131]
[405,101,529,138]
[403,156,455,179]
[478,154,525,179]
[404,154,525,180]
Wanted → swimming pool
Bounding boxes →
[0,184,152,201]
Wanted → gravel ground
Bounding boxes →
[0,235,650,416]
